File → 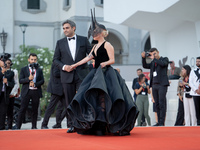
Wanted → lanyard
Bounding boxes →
[184,77,189,88]
[139,83,145,91]
[171,68,175,75]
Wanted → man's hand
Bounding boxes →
[149,52,155,60]
[0,60,4,68]
[3,78,7,84]
[141,52,146,58]
[64,65,73,72]
[29,81,34,87]
[1,67,7,74]
[29,74,34,80]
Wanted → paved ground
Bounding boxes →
[18,117,68,130]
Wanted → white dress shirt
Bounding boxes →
[189,68,200,96]
[62,35,77,71]
[67,35,76,60]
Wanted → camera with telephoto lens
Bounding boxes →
[145,52,151,57]
[0,53,11,68]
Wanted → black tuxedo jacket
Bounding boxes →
[19,66,44,98]
[0,68,15,104]
[53,35,91,84]
[142,57,169,87]
[47,64,63,96]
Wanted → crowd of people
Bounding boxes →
[0,13,200,135]
[132,51,200,127]
[0,11,139,136]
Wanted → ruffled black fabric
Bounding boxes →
[67,66,138,135]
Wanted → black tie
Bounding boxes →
[68,37,75,41]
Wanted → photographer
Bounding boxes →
[180,65,196,126]
[168,61,181,80]
[141,48,169,126]
[0,54,15,130]
[134,74,151,126]
[6,59,20,129]
[17,53,44,129]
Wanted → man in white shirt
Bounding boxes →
[53,20,91,133]
[17,53,44,129]
[189,56,200,125]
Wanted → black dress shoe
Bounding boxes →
[31,127,38,129]
[41,126,49,129]
[159,124,164,126]
[67,127,76,133]
[52,124,61,129]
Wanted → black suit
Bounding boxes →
[53,35,91,127]
[142,57,169,125]
[42,64,65,127]
[0,68,14,130]
[17,65,44,129]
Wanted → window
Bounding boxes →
[27,0,40,9]
[21,0,47,14]
[94,0,103,7]
[66,0,70,6]
[63,0,72,11]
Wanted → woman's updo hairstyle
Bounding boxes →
[99,24,109,37]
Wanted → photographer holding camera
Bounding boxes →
[6,59,20,130]
[141,48,169,126]
[17,53,44,129]
[0,54,15,130]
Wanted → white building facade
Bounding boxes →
[0,0,150,70]
[104,0,200,70]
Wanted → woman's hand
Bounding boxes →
[100,62,107,68]
[71,64,77,70]
[152,98,155,103]
[179,95,183,102]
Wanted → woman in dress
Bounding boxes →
[134,74,151,126]
[67,10,138,136]
[180,65,197,126]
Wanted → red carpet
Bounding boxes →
[0,126,200,150]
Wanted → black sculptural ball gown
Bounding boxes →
[67,41,139,136]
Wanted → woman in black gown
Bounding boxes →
[68,13,138,136]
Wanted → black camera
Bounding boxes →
[30,63,38,68]
[0,53,11,68]
[145,52,151,57]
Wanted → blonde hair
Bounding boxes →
[103,30,109,37]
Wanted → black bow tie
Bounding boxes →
[68,37,75,41]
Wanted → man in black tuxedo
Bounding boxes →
[141,48,169,126]
[0,58,15,130]
[41,63,65,129]
[17,53,44,129]
[53,20,91,133]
